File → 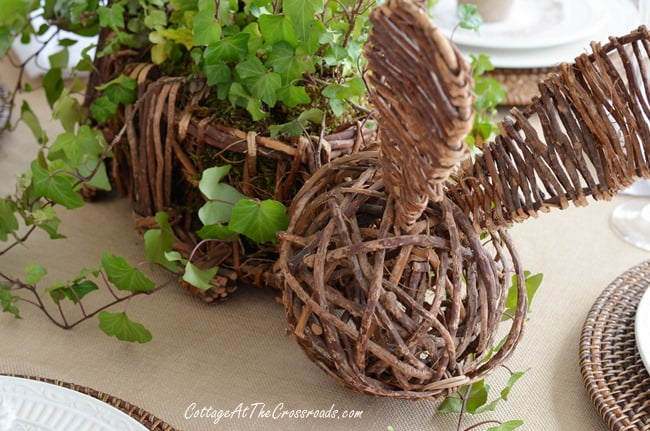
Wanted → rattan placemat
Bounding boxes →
[1,374,180,431]
[488,67,558,106]
[579,261,650,431]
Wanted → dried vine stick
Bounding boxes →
[365,0,474,229]
[449,26,650,232]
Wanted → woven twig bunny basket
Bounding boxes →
[278,0,650,399]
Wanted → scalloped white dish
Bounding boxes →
[433,0,608,50]
[0,376,148,431]
[636,286,650,376]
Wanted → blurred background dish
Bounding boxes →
[460,1,636,67]
[434,0,608,50]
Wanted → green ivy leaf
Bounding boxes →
[162,27,194,50]
[49,126,105,166]
[300,18,326,55]
[438,380,489,414]
[474,77,506,111]
[486,420,524,431]
[48,280,99,304]
[457,3,482,32]
[323,44,348,67]
[48,48,68,69]
[97,4,125,30]
[98,311,153,343]
[205,62,232,87]
[144,9,167,28]
[90,95,118,123]
[198,184,248,224]
[437,392,463,413]
[31,206,64,239]
[193,0,222,45]
[43,68,64,108]
[182,262,218,291]
[0,0,32,27]
[228,199,288,243]
[227,82,267,120]
[21,101,46,144]
[504,271,543,318]
[465,380,489,414]
[328,98,346,117]
[250,71,282,106]
[199,165,232,196]
[0,27,12,57]
[258,14,297,46]
[266,42,314,84]
[245,98,267,121]
[0,285,20,318]
[276,85,311,108]
[47,126,109,190]
[30,161,85,209]
[500,371,526,402]
[470,53,495,78]
[235,56,267,81]
[198,165,248,211]
[270,108,322,137]
[24,263,47,285]
[204,33,249,63]
[144,212,176,271]
[97,75,138,106]
[198,224,237,240]
[475,371,527,413]
[0,198,18,242]
[282,0,324,41]
[235,57,282,106]
[164,250,185,263]
[242,22,263,53]
[77,159,111,191]
[101,253,155,292]
[52,91,82,132]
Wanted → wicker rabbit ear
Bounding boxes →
[448,26,650,233]
[365,0,474,230]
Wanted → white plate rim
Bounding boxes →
[0,376,149,431]
[635,285,650,376]
[433,0,609,50]
[450,0,639,68]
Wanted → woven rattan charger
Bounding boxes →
[1,374,179,430]
[488,68,557,106]
[580,261,650,431]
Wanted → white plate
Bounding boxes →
[433,0,608,50]
[636,286,650,376]
[451,0,639,68]
[0,376,148,431]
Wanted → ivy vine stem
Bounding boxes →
[464,420,504,431]
[0,226,37,257]
[0,268,172,331]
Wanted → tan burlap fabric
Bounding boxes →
[1,58,647,431]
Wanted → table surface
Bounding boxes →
[1,58,649,431]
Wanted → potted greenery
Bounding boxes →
[1,0,384,306]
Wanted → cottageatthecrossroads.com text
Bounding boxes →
[184,402,364,425]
